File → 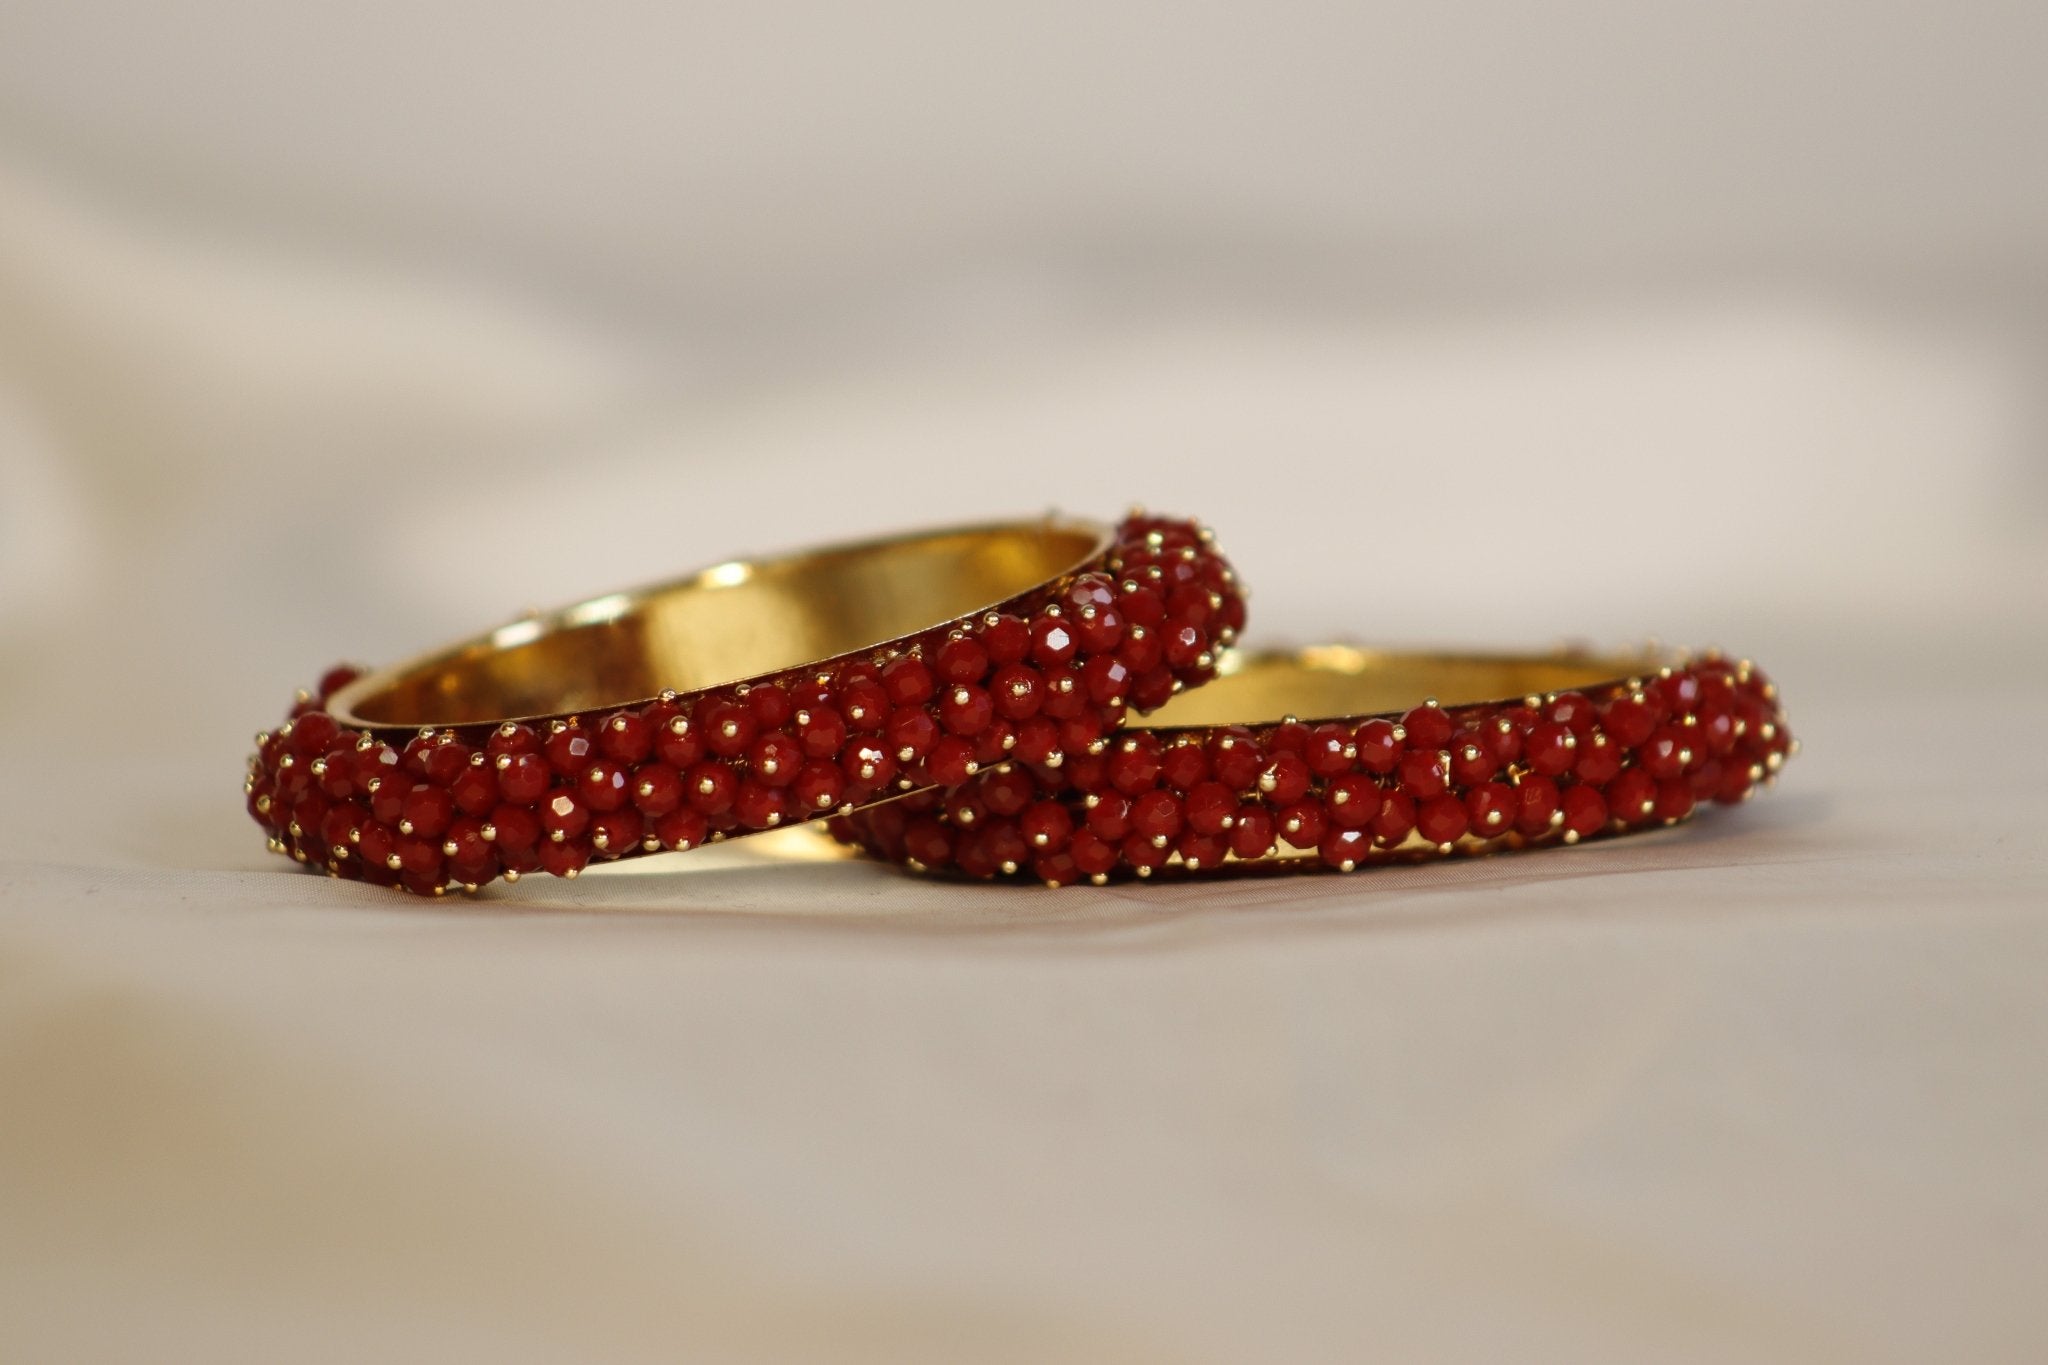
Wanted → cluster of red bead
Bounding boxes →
[830,657,1794,886]
[244,515,1244,895]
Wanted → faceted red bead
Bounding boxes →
[980,768,1036,817]
[1118,583,1165,627]
[317,747,357,800]
[1305,724,1354,778]
[446,760,496,816]
[1655,671,1704,715]
[1128,668,1177,713]
[1176,830,1229,871]
[395,833,442,878]
[836,678,888,733]
[422,740,471,787]
[1259,751,1311,805]
[1324,774,1382,829]
[1696,707,1738,757]
[1121,832,1169,873]
[544,726,595,777]
[488,803,541,852]
[1416,793,1470,846]
[980,614,1031,664]
[399,784,454,840]
[1319,827,1372,871]
[843,741,896,791]
[1601,692,1660,748]
[985,822,1030,873]
[319,801,363,856]
[654,807,709,851]
[317,665,360,701]
[903,816,953,867]
[1107,735,1163,794]
[1069,830,1118,878]
[1085,790,1134,841]
[1573,732,1623,786]
[1714,762,1756,805]
[990,664,1043,720]
[935,634,990,683]
[1030,617,1078,668]
[1481,714,1523,768]
[1561,784,1607,838]
[749,731,804,785]
[1208,730,1264,789]
[541,789,590,842]
[497,752,551,804]
[1654,780,1696,824]
[588,807,645,856]
[1515,775,1562,836]
[1158,623,1203,670]
[1639,727,1691,781]
[878,655,935,708]
[579,759,630,812]
[486,722,541,759]
[1397,750,1447,800]
[936,684,991,736]
[1130,789,1183,842]
[1372,789,1417,845]
[733,781,791,830]
[1607,769,1658,825]
[1183,780,1238,835]
[746,683,794,731]
[1039,667,1086,720]
[1073,602,1126,654]
[1033,848,1084,887]
[1081,654,1132,707]
[357,820,398,872]
[686,762,737,814]
[792,760,845,814]
[1021,801,1074,852]
[291,711,341,758]
[1548,692,1599,735]
[792,705,846,760]
[1012,715,1062,767]
[1116,625,1163,674]
[1449,735,1496,788]
[1277,800,1326,851]
[596,710,653,764]
[442,816,491,866]
[924,735,977,785]
[537,838,591,879]
[1402,702,1454,750]
[631,763,683,815]
[1353,718,1402,775]
[1157,740,1205,792]
[1524,722,1579,778]
[1465,782,1517,839]
[1230,805,1277,860]
[352,742,401,797]
[1266,721,1310,757]
[700,697,757,757]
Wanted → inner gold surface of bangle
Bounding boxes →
[1136,645,1656,729]
[332,518,1111,728]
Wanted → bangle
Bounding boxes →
[830,645,1796,885]
[244,512,1244,895]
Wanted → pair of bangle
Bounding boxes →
[243,512,1793,896]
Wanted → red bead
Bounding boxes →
[1085,791,1133,841]
[903,817,953,867]
[934,634,990,684]
[1574,732,1623,785]
[842,741,896,790]
[990,664,1043,720]
[1012,716,1062,766]
[399,784,454,840]
[1030,616,1078,668]
[488,803,540,851]
[319,801,363,856]
[793,760,845,814]
[1021,801,1074,852]
[1607,769,1658,825]
[1159,740,1208,791]
[1481,714,1523,768]
[357,820,398,872]
[1397,749,1447,799]
[1654,780,1696,823]
[1319,827,1372,871]
[291,710,341,758]
[1130,789,1183,842]
[1277,800,1326,850]
[1072,603,1125,654]
[1465,782,1517,838]
[1082,654,1132,707]
[1119,583,1165,626]
[1372,789,1417,845]
[396,834,442,878]
[654,807,709,851]
[1039,666,1086,720]
[749,731,804,785]
[1640,726,1691,781]
[925,736,978,785]
[1561,785,1607,838]
[1324,774,1382,829]
[1069,830,1118,878]
[792,705,845,760]
[654,713,707,768]
[1449,735,1496,788]
[544,725,594,776]
[1306,724,1354,778]
[1121,832,1169,873]
[1107,735,1163,794]
[579,759,630,812]
[874,656,932,708]
[317,747,357,800]
[978,767,1035,817]
[631,763,683,815]
[537,838,590,879]
[1230,806,1277,859]
[936,684,991,736]
[1161,623,1206,670]
[487,722,542,758]
[980,614,1031,664]
[352,742,401,796]
[1548,692,1599,735]
[745,683,794,731]
[733,781,791,830]
[420,739,470,786]
[447,760,496,815]
[1208,730,1263,789]
[1033,848,1084,886]
[686,762,737,814]
[1116,625,1163,674]
[1602,691,1659,748]
[1184,780,1238,835]
[1176,830,1229,871]
[1402,702,1453,750]
[496,752,550,804]
[1267,721,1311,756]
[597,710,653,764]
[1259,751,1311,805]
[316,665,360,701]
[541,789,590,841]
[700,697,756,757]
[1516,776,1562,836]
[589,807,644,856]
[442,816,491,866]
[1416,793,1470,846]
[1524,722,1579,778]
[1655,671,1704,715]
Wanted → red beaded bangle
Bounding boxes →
[829,646,1797,886]
[244,513,1245,895]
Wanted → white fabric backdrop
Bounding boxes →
[3,4,2047,1359]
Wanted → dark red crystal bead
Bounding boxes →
[1561,785,1607,839]
[1320,827,1372,871]
[631,763,684,815]
[1324,774,1381,829]
[1416,793,1470,846]
[1402,702,1453,750]
[496,752,550,804]
[579,759,630,812]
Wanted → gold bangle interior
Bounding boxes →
[1136,645,1660,729]
[330,518,1112,729]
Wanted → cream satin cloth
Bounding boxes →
[3,156,2047,1363]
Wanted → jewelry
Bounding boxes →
[244,513,1244,895]
[830,645,1796,885]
